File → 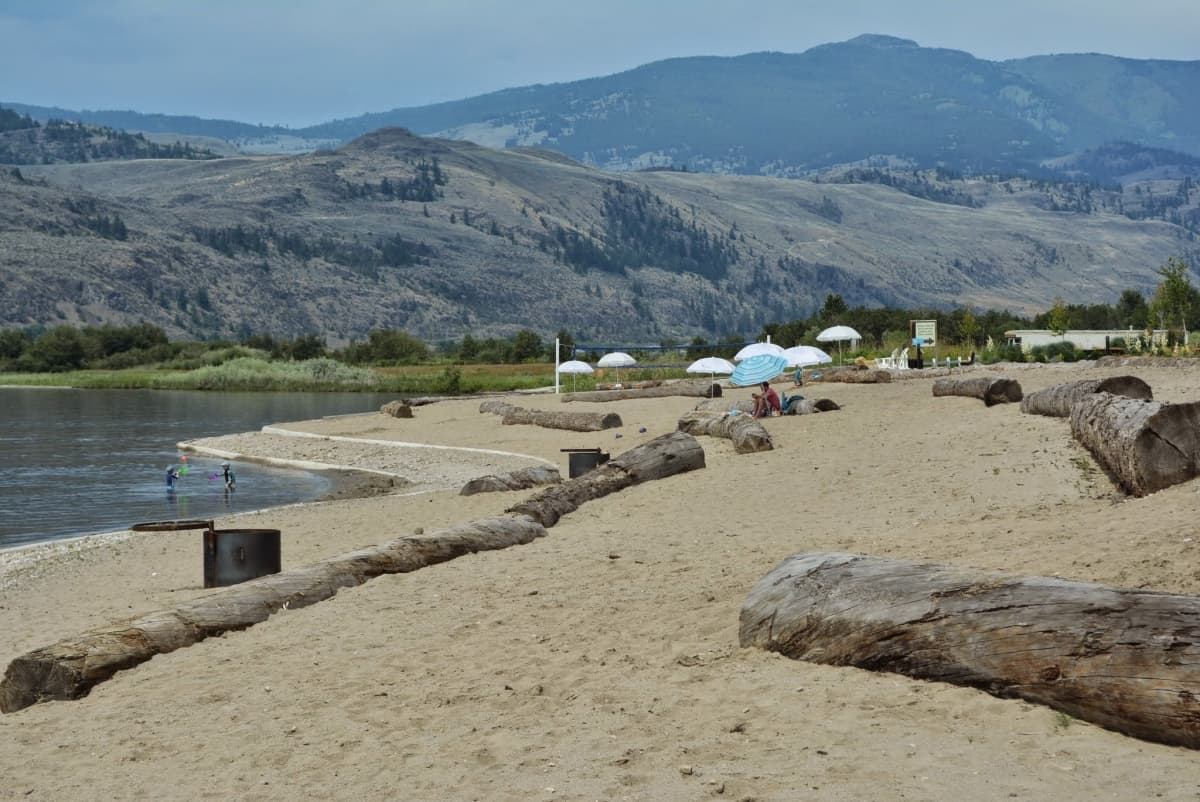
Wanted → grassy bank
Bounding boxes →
[0,357,697,394]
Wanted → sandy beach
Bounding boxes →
[2,362,1200,801]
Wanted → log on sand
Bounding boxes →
[932,376,1023,405]
[2,432,706,713]
[1,518,544,713]
[676,410,773,454]
[693,397,839,416]
[1069,392,1200,496]
[479,400,622,431]
[809,368,892,384]
[739,551,1200,749]
[507,430,705,527]
[560,381,721,402]
[460,465,562,496]
[1020,376,1153,417]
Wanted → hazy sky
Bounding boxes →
[2,0,1197,127]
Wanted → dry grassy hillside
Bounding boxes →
[1,128,1194,342]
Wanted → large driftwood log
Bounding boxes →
[1069,392,1200,496]
[460,465,561,496]
[3,432,706,713]
[932,376,1023,405]
[676,411,773,454]
[1,518,545,713]
[809,368,892,384]
[739,551,1200,749]
[560,381,721,402]
[692,396,839,416]
[507,431,705,527]
[1020,376,1152,417]
[479,400,622,431]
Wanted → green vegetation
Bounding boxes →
[0,108,221,164]
[1,260,1195,394]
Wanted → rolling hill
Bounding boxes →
[1,128,1196,344]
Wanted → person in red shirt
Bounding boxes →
[752,381,781,417]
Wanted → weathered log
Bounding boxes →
[740,551,1200,750]
[693,398,755,414]
[676,411,773,454]
[1,517,545,713]
[560,381,721,402]
[596,380,661,391]
[1096,356,1200,369]
[1020,376,1152,417]
[1069,392,1200,496]
[692,396,839,417]
[380,400,414,418]
[809,368,892,384]
[932,376,1023,405]
[460,465,562,496]
[507,431,705,527]
[3,433,706,713]
[480,400,623,431]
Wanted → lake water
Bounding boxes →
[0,387,400,550]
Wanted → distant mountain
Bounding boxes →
[1,128,1195,343]
[7,36,1198,176]
[292,35,1200,175]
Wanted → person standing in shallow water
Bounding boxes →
[221,462,236,491]
[166,465,181,491]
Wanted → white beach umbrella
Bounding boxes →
[597,351,636,382]
[782,345,833,368]
[686,356,736,396]
[733,342,786,362]
[556,359,594,392]
[816,325,863,363]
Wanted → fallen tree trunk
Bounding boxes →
[1096,356,1200,369]
[692,396,839,416]
[560,381,721,402]
[460,465,561,496]
[809,368,892,384]
[739,551,1200,750]
[1,517,545,713]
[479,400,622,431]
[676,411,772,454]
[1020,376,1152,417]
[3,432,706,713]
[1069,392,1200,496]
[507,430,705,527]
[932,376,1023,405]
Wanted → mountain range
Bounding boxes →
[7,35,1200,176]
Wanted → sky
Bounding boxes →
[2,0,1197,128]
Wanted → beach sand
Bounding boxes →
[2,363,1199,801]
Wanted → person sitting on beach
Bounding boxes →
[752,381,781,418]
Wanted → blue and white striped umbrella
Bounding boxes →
[729,354,789,387]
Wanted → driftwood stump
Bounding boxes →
[677,411,773,454]
[380,400,414,418]
[560,381,721,402]
[2,432,706,713]
[1020,376,1152,417]
[480,400,622,431]
[1069,392,1200,496]
[460,465,561,495]
[740,551,1200,749]
[932,376,1023,405]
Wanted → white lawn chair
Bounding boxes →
[896,348,909,369]
[874,348,899,369]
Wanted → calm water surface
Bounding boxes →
[0,387,400,549]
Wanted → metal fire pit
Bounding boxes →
[203,528,281,588]
[560,447,610,479]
